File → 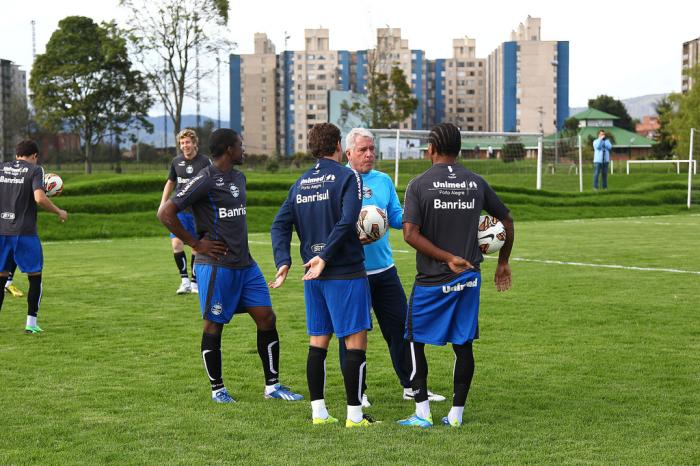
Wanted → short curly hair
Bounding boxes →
[16,140,39,157]
[428,122,462,157]
[177,128,199,147]
[308,123,341,158]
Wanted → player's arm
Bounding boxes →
[403,222,471,274]
[270,196,294,288]
[159,179,176,210]
[34,189,67,222]
[311,173,363,278]
[484,183,514,292]
[386,182,404,229]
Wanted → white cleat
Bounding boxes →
[190,282,199,294]
[176,283,191,295]
[403,389,446,402]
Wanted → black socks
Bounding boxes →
[201,332,224,391]
[257,328,280,385]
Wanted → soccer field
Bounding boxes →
[1,214,699,464]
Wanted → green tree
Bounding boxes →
[120,0,232,140]
[341,64,418,128]
[588,95,635,131]
[668,65,700,159]
[30,16,153,174]
[563,116,579,136]
[652,96,677,159]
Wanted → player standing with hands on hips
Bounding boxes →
[398,123,514,428]
[0,140,68,334]
[158,128,303,404]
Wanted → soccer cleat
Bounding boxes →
[361,393,371,408]
[190,282,199,294]
[211,388,236,403]
[24,325,43,334]
[442,416,461,427]
[312,414,338,425]
[5,284,24,297]
[397,413,433,428]
[403,389,446,402]
[345,413,381,428]
[264,383,304,401]
[176,283,191,295]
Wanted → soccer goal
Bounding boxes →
[368,129,544,190]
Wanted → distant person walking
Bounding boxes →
[593,130,612,190]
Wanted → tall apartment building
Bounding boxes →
[0,59,27,161]
[682,36,700,93]
[229,18,569,155]
[486,16,569,134]
[441,37,487,131]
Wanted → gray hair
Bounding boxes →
[345,128,374,152]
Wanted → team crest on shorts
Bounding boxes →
[211,303,223,315]
[362,186,373,199]
[186,165,194,174]
[229,184,239,198]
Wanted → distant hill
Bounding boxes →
[570,93,669,120]
[126,114,230,147]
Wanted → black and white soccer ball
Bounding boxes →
[357,205,388,241]
[44,173,64,197]
[477,215,506,254]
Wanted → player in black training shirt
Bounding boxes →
[398,123,514,428]
[159,129,211,295]
[158,129,302,403]
[0,140,68,334]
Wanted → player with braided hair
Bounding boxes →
[398,122,514,428]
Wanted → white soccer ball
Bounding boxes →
[477,215,506,254]
[357,205,388,241]
[44,173,64,197]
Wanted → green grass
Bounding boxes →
[1,214,699,464]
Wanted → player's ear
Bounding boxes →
[427,143,435,156]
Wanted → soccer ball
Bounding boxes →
[478,215,506,254]
[357,205,388,241]
[44,173,64,197]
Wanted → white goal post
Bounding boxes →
[626,159,697,175]
[367,129,543,189]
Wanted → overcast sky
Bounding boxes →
[2,0,698,119]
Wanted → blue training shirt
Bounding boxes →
[271,157,365,279]
[353,168,403,273]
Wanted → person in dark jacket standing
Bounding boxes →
[270,123,376,428]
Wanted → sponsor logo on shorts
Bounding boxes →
[311,243,325,253]
[230,184,239,198]
[433,198,475,210]
[442,278,478,293]
[1,212,15,220]
[211,303,223,315]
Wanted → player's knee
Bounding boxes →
[253,309,276,330]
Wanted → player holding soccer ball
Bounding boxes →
[159,129,212,295]
[342,127,445,405]
[158,129,302,404]
[399,123,514,428]
[270,123,377,427]
[0,140,68,334]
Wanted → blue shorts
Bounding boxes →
[170,212,197,240]
[0,235,43,274]
[304,277,372,338]
[195,263,272,324]
[405,270,481,346]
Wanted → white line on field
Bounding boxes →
[43,239,113,245]
[485,256,700,275]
